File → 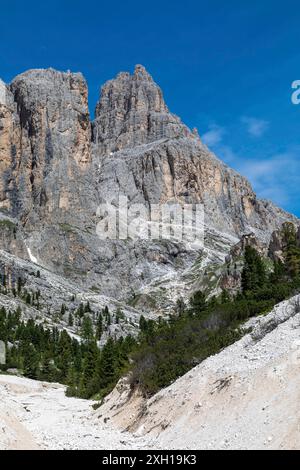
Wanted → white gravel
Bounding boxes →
[0,375,150,450]
[99,295,300,450]
[1,295,300,450]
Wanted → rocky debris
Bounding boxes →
[0,375,152,450]
[246,295,300,341]
[0,70,98,290]
[98,294,300,450]
[1,295,300,450]
[0,248,149,341]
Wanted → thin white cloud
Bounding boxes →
[241,116,269,138]
[237,150,300,206]
[201,122,300,210]
[202,124,225,147]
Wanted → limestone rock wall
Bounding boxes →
[0,65,297,302]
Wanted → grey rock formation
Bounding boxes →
[92,65,297,244]
[0,70,99,283]
[93,64,194,155]
[9,68,92,220]
[0,65,298,317]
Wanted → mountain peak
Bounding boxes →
[133,64,153,80]
[93,65,193,154]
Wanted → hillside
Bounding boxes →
[98,294,300,450]
[1,294,299,450]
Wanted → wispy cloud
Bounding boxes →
[202,124,225,147]
[241,116,269,138]
[237,150,300,206]
[202,124,238,165]
[201,122,300,211]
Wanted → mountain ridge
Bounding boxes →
[0,64,298,311]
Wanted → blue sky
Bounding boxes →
[1,0,299,215]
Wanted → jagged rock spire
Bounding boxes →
[93,64,193,154]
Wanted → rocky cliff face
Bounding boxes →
[92,65,295,242]
[93,65,194,155]
[1,69,92,219]
[0,69,99,279]
[0,65,298,311]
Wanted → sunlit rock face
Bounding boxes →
[0,65,297,305]
[92,65,295,242]
[92,64,194,155]
[0,69,97,278]
[9,68,92,220]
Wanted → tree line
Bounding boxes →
[1,222,300,400]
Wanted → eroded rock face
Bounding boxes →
[93,64,194,155]
[0,65,298,304]
[9,69,92,223]
[93,123,294,243]
[0,83,20,212]
[0,80,7,105]
[0,70,97,272]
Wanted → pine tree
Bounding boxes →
[282,224,300,278]
[220,289,231,304]
[139,315,147,332]
[39,356,54,381]
[175,297,185,316]
[189,291,206,315]
[97,337,116,390]
[65,365,79,397]
[81,341,99,397]
[241,246,267,293]
[115,308,124,324]
[23,344,39,379]
[56,330,73,380]
[96,313,103,341]
[68,313,74,327]
[81,315,94,342]
[17,277,23,294]
[60,304,67,317]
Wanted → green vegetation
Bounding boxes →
[128,236,300,396]
[59,223,77,234]
[0,304,136,400]
[0,219,17,230]
[1,224,300,401]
